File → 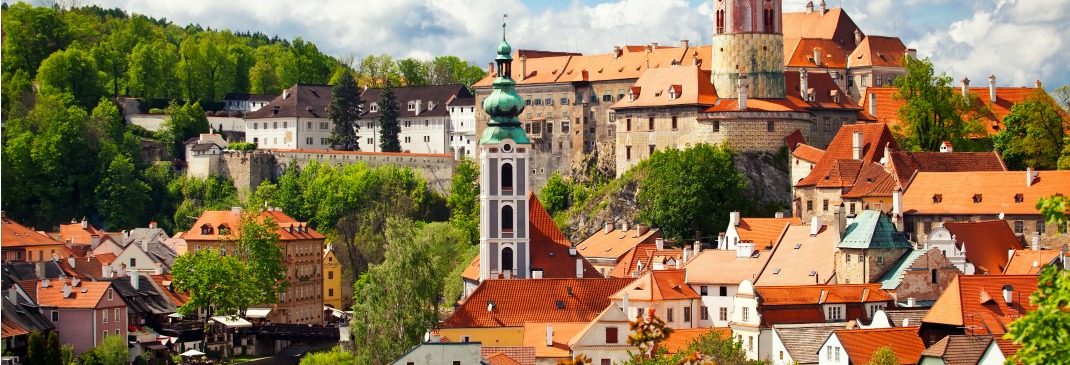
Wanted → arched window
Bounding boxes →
[716,10,725,34]
[502,247,514,271]
[501,205,514,232]
[501,163,514,191]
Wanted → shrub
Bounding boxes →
[148,108,165,114]
[227,142,256,151]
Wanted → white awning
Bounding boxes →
[245,308,272,319]
[210,316,252,328]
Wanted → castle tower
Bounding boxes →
[479,19,531,280]
[711,0,786,99]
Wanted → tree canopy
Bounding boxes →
[892,56,986,152]
[993,88,1069,170]
[378,84,402,152]
[328,70,362,151]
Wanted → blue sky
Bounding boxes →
[85,0,1070,88]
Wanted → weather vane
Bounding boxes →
[502,14,508,37]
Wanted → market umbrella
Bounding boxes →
[180,349,206,357]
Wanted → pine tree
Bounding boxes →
[378,84,401,152]
[328,71,361,151]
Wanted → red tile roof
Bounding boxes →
[481,347,536,365]
[609,66,717,110]
[792,144,826,163]
[782,8,862,51]
[1,215,63,248]
[57,221,104,245]
[245,84,332,119]
[0,315,30,339]
[608,242,657,278]
[785,38,850,68]
[34,279,117,309]
[833,327,927,365]
[576,227,660,261]
[461,255,481,281]
[816,159,864,188]
[755,224,839,286]
[860,86,1067,136]
[796,123,898,187]
[756,283,893,306]
[484,352,524,365]
[847,36,908,68]
[919,335,993,365]
[941,220,1024,274]
[923,275,1039,335]
[441,278,632,328]
[183,209,324,242]
[841,162,897,198]
[150,274,189,307]
[903,171,1070,216]
[522,322,588,359]
[1003,250,1064,275]
[683,249,772,285]
[785,129,808,151]
[657,328,731,355]
[610,269,699,301]
[887,151,1006,187]
[528,193,602,278]
[735,217,801,250]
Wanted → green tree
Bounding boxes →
[626,310,673,362]
[396,58,430,87]
[892,56,983,151]
[2,69,36,120]
[993,89,1069,170]
[27,330,46,365]
[540,172,571,215]
[79,334,129,365]
[45,331,61,365]
[1053,85,1070,113]
[300,346,356,365]
[156,101,211,159]
[97,154,151,230]
[866,346,898,365]
[1,3,70,77]
[249,59,281,95]
[228,211,288,308]
[36,47,105,108]
[357,54,399,87]
[447,157,480,244]
[171,248,251,349]
[429,56,485,88]
[128,40,180,98]
[328,71,362,151]
[636,143,750,241]
[91,38,126,97]
[377,85,401,152]
[1059,137,1070,170]
[683,330,763,365]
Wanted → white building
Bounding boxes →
[244,84,334,150]
[222,93,275,113]
[447,96,477,159]
[356,84,473,156]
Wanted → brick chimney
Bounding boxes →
[1027,167,1036,187]
[519,56,527,81]
[605,222,614,234]
[1036,80,1042,89]
[487,62,495,77]
[613,46,622,59]
[906,48,917,59]
[961,77,970,98]
[989,75,997,103]
[820,0,827,14]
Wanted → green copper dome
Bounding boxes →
[497,38,512,58]
[480,19,529,145]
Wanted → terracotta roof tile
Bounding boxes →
[610,269,699,301]
[1003,250,1064,275]
[735,217,800,250]
[883,308,929,328]
[842,162,897,198]
[481,347,536,365]
[521,322,588,359]
[923,275,1039,335]
[887,151,1006,187]
[919,335,992,365]
[0,315,29,339]
[528,193,601,279]
[57,221,104,246]
[608,242,657,278]
[246,84,332,119]
[785,38,851,68]
[816,159,864,188]
[703,97,808,113]
[797,123,898,187]
[833,327,927,364]
[34,279,117,309]
[183,209,324,242]
[755,283,892,306]
[461,255,481,281]
[782,8,862,50]
[441,278,631,328]
[658,328,730,354]
[755,224,839,286]
[847,36,908,68]
[1,215,63,248]
[682,249,771,285]
[484,352,524,365]
[150,274,189,307]
[785,129,808,151]
[576,228,660,261]
[903,171,1070,216]
[608,66,717,110]
[792,144,826,163]
[860,86,1067,135]
[941,220,1024,275]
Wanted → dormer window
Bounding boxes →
[407,102,416,111]
[1014,193,1024,203]
[200,224,213,235]
[370,103,379,112]
[932,194,943,204]
[973,194,982,203]
[629,86,640,101]
[668,85,680,100]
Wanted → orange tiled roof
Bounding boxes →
[785,38,850,68]
[860,86,1065,135]
[657,328,730,355]
[841,162,897,198]
[793,144,826,163]
[576,227,660,261]
[34,279,116,309]
[833,327,926,364]
[461,255,481,281]
[484,352,524,365]
[528,193,602,278]
[183,209,324,241]
[902,171,1070,216]
[787,71,862,111]
[609,66,717,109]
[755,224,839,286]
[58,221,104,245]
[1,215,63,248]
[797,123,898,187]
[1,315,30,339]
[703,97,808,113]
[150,274,189,307]
[482,347,536,365]
[847,36,907,68]
[941,220,1023,275]
[607,242,657,278]
[887,151,1007,187]
[639,249,684,272]
[783,8,862,51]
[816,159,863,188]
[736,217,801,250]
[755,283,892,306]
[923,275,1039,335]
[441,278,632,328]
[473,45,709,89]
[610,269,699,301]
[1003,250,1064,275]
[94,253,117,265]
[522,322,588,359]
[919,335,993,365]
[682,249,772,285]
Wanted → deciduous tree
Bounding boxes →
[447,157,480,244]
[299,346,357,365]
[377,84,401,152]
[328,71,361,151]
[96,154,151,230]
[892,56,984,151]
[867,346,898,365]
[171,248,252,349]
[993,88,1069,170]
[228,211,287,308]
[36,47,105,108]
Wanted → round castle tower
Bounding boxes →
[711,0,786,99]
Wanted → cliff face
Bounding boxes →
[556,150,791,243]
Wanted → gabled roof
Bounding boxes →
[575,227,660,261]
[886,151,1006,187]
[528,193,602,279]
[797,123,898,187]
[755,283,892,306]
[104,276,177,315]
[2,261,66,281]
[774,323,851,364]
[34,279,118,309]
[816,159,864,188]
[1003,249,1064,275]
[703,97,807,113]
[832,327,926,365]
[883,308,929,328]
[245,84,332,119]
[150,274,189,307]
[361,84,472,119]
[57,220,105,246]
[608,66,717,109]
[183,209,324,242]
[903,171,1070,216]
[441,278,631,328]
[879,248,935,290]
[682,249,771,285]
[785,71,863,111]
[481,347,535,365]
[919,335,993,365]
[782,8,862,51]
[566,303,631,348]
[792,144,826,163]
[1,214,63,248]
[756,224,838,286]
[847,36,907,68]
[785,38,850,68]
[923,275,1039,335]
[841,162,897,198]
[941,220,1024,275]
[838,210,913,250]
[484,352,524,365]
[607,242,657,278]
[735,217,800,250]
[1,296,54,339]
[610,269,698,301]
[657,328,730,355]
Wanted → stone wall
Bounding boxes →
[217,151,277,195]
[710,33,786,99]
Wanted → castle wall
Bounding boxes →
[710,34,786,99]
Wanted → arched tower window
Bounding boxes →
[716,10,725,34]
[502,247,514,271]
[501,163,514,191]
[501,205,514,232]
[763,9,775,33]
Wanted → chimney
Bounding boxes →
[61,284,72,299]
[1035,80,1042,89]
[154,263,163,275]
[810,215,821,236]
[883,145,892,166]
[868,92,877,117]
[854,29,862,46]
[906,48,917,59]
[693,241,702,255]
[852,132,864,160]
[81,217,88,229]
[613,46,622,59]
[833,206,845,245]
[7,287,17,305]
[737,75,749,110]
[655,238,665,251]
[775,211,785,219]
[737,241,754,258]
[892,188,904,231]
[683,247,691,263]
[131,271,140,290]
[651,42,659,50]
[989,75,997,103]
[622,222,630,231]
[519,56,527,81]
[67,256,75,269]
[730,212,741,227]
[487,62,495,76]
[800,69,810,100]
[680,40,689,48]
[576,259,584,278]
[546,325,554,347]
[961,77,971,98]
[283,89,290,99]
[906,297,916,307]
[149,221,157,229]
[41,278,51,288]
[692,51,700,66]
[35,262,45,280]
[622,293,630,315]
[102,265,110,278]
[1002,285,1014,305]
[806,1,814,14]
[231,206,242,214]
[605,222,614,234]
[813,47,822,66]
[820,0,826,13]
[1032,235,1040,251]
[1027,167,1036,187]
[638,224,650,235]
[717,232,726,250]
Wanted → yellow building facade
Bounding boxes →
[323,244,343,309]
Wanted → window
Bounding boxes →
[423,136,430,143]
[562,121,570,133]
[861,75,868,87]
[684,307,692,322]
[767,120,774,132]
[779,351,784,360]
[501,163,513,190]
[501,247,514,271]
[670,116,678,130]
[835,347,841,361]
[877,255,884,264]
[763,8,775,33]
[748,336,754,351]
[824,118,831,132]
[719,307,728,321]
[533,98,542,106]
[626,118,632,131]
[618,89,625,100]
[667,308,674,322]
[636,308,645,320]
[404,136,412,143]
[876,75,883,86]
[51,311,58,322]
[716,10,725,33]
[408,102,417,111]
[108,289,113,300]
[648,117,655,130]
[114,308,119,322]
[328,271,334,280]
[1037,221,1046,235]
[307,121,312,130]
[283,122,288,129]
[1061,222,1069,234]
[453,362,461,365]
[103,330,108,338]
[273,122,278,129]
[649,145,656,156]
[719,286,728,296]
[252,123,257,130]
[603,91,613,102]
[1015,221,1024,234]
[827,346,833,360]
[547,122,554,135]
[807,200,813,211]
[827,306,842,320]
[742,307,750,322]
[605,327,619,343]
[601,360,611,365]
[366,138,373,145]
[103,309,108,323]
[501,206,514,232]
[700,286,708,296]
[931,269,939,284]
[320,122,328,129]
[626,146,632,160]
[561,93,570,105]
[823,200,829,212]
[130,258,136,267]
[846,254,851,263]
[701,306,709,320]
[306,137,313,145]
[713,121,720,132]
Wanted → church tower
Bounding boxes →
[711,0,786,99]
[479,20,531,280]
